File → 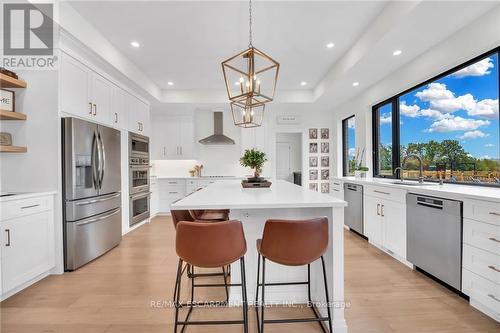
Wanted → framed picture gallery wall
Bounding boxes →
[308,127,331,193]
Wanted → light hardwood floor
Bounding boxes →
[1,216,499,332]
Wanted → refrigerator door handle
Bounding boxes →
[75,208,121,226]
[98,130,106,190]
[91,130,99,190]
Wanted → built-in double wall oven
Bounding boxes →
[129,133,150,226]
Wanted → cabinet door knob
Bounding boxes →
[5,229,10,247]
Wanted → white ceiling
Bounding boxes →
[68,1,385,90]
[65,1,499,107]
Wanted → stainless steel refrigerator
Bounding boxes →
[62,118,122,271]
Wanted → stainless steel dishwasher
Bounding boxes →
[343,183,363,235]
[407,193,463,291]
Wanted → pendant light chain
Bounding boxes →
[248,0,253,48]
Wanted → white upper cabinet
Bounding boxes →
[61,51,149,134]
[111,86,130,130]
[89,72,113,124]
[151,115,195,160]
[128,96,150,136]
[61,52,92,119]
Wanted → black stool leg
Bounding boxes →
[321,256,333,333]
[255,253,261,333]
[307,263,312,305]
[260,256,266,333]
[174,259,183,333]
[222,266,230,302]
[240,257,249,333]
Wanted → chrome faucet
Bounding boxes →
[402,154,424,183]
[393,167,404,182]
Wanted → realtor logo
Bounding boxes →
[3,3,54,56]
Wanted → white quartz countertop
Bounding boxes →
[171,180,347,210]
[151,176,244,180]
[0,191,57,202]
[334,177,500,203]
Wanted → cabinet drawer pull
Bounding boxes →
[381,204,385,217]
[21,204,40,209]
[488,294,500,302]
[5,229,10,247]
[377,203,380,216]
[488,265,500,273]
[333,189,339,192]
[374,190,390,195]
[169,191,179,194]
[88,102,93,115]
[114,112,118,123]
[168,182,178,184]
[93,103,97,116]
[489,212,500,216]
[488,237,500,243]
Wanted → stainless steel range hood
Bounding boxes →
[199,112,235,145]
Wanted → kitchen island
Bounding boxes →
[171,179,348,332]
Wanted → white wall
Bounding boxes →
[331,7,500,177]
[151,103,334,181]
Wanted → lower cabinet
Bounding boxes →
[364,193,407,260]
[0,194,55,299]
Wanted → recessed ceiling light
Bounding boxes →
[326,42,335,49]
[393,50,402,56]
[130,41,140,48]
[300,81,307,86]
[167,81,174,86]
[352,82,359,87]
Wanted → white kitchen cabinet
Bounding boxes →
[150,177,159,217]
[128,95,150,136]
[152,115,196,159]
[0,194,55,300]
[111,86,130,130]
[158,179,187,213]
[364,190,407,261]
[61,52,92,119]
[364,195,383,245]
[61,52,114,124]
[89,72,113,124]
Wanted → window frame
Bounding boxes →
[372,46,500,186]
[342,115,355,176]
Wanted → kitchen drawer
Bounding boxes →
[197,180,217,187]
[186,185,199,194]
[159,179,186,186]
[1,195,53,221]
[464,199,500,226]
[463,244,500,285]
[364,185,406,203]
[462,269,500,318]
[186,179,198,186]
[464,219,500,256]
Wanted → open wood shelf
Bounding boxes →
[0,73,27,88]
[0,110,27,120]
[0,145,27,153]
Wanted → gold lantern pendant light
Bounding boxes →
[221,0,280,128]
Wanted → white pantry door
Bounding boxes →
[276,142,292,181]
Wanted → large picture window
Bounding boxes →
[373,48,499,186]
[342,116,356,176]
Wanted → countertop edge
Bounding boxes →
[333,177,500,203]
[0,191,57,202]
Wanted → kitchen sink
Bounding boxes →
[391,181,438,186]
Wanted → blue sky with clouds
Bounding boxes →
[380,53,499,160]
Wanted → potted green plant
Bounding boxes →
[240,148,267,181]
[354,148,369,178]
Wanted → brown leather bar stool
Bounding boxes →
[255,217,332,333]
[174,220,248,333]
[170,207,231,301]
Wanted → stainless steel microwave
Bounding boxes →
[129,133,149,157]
